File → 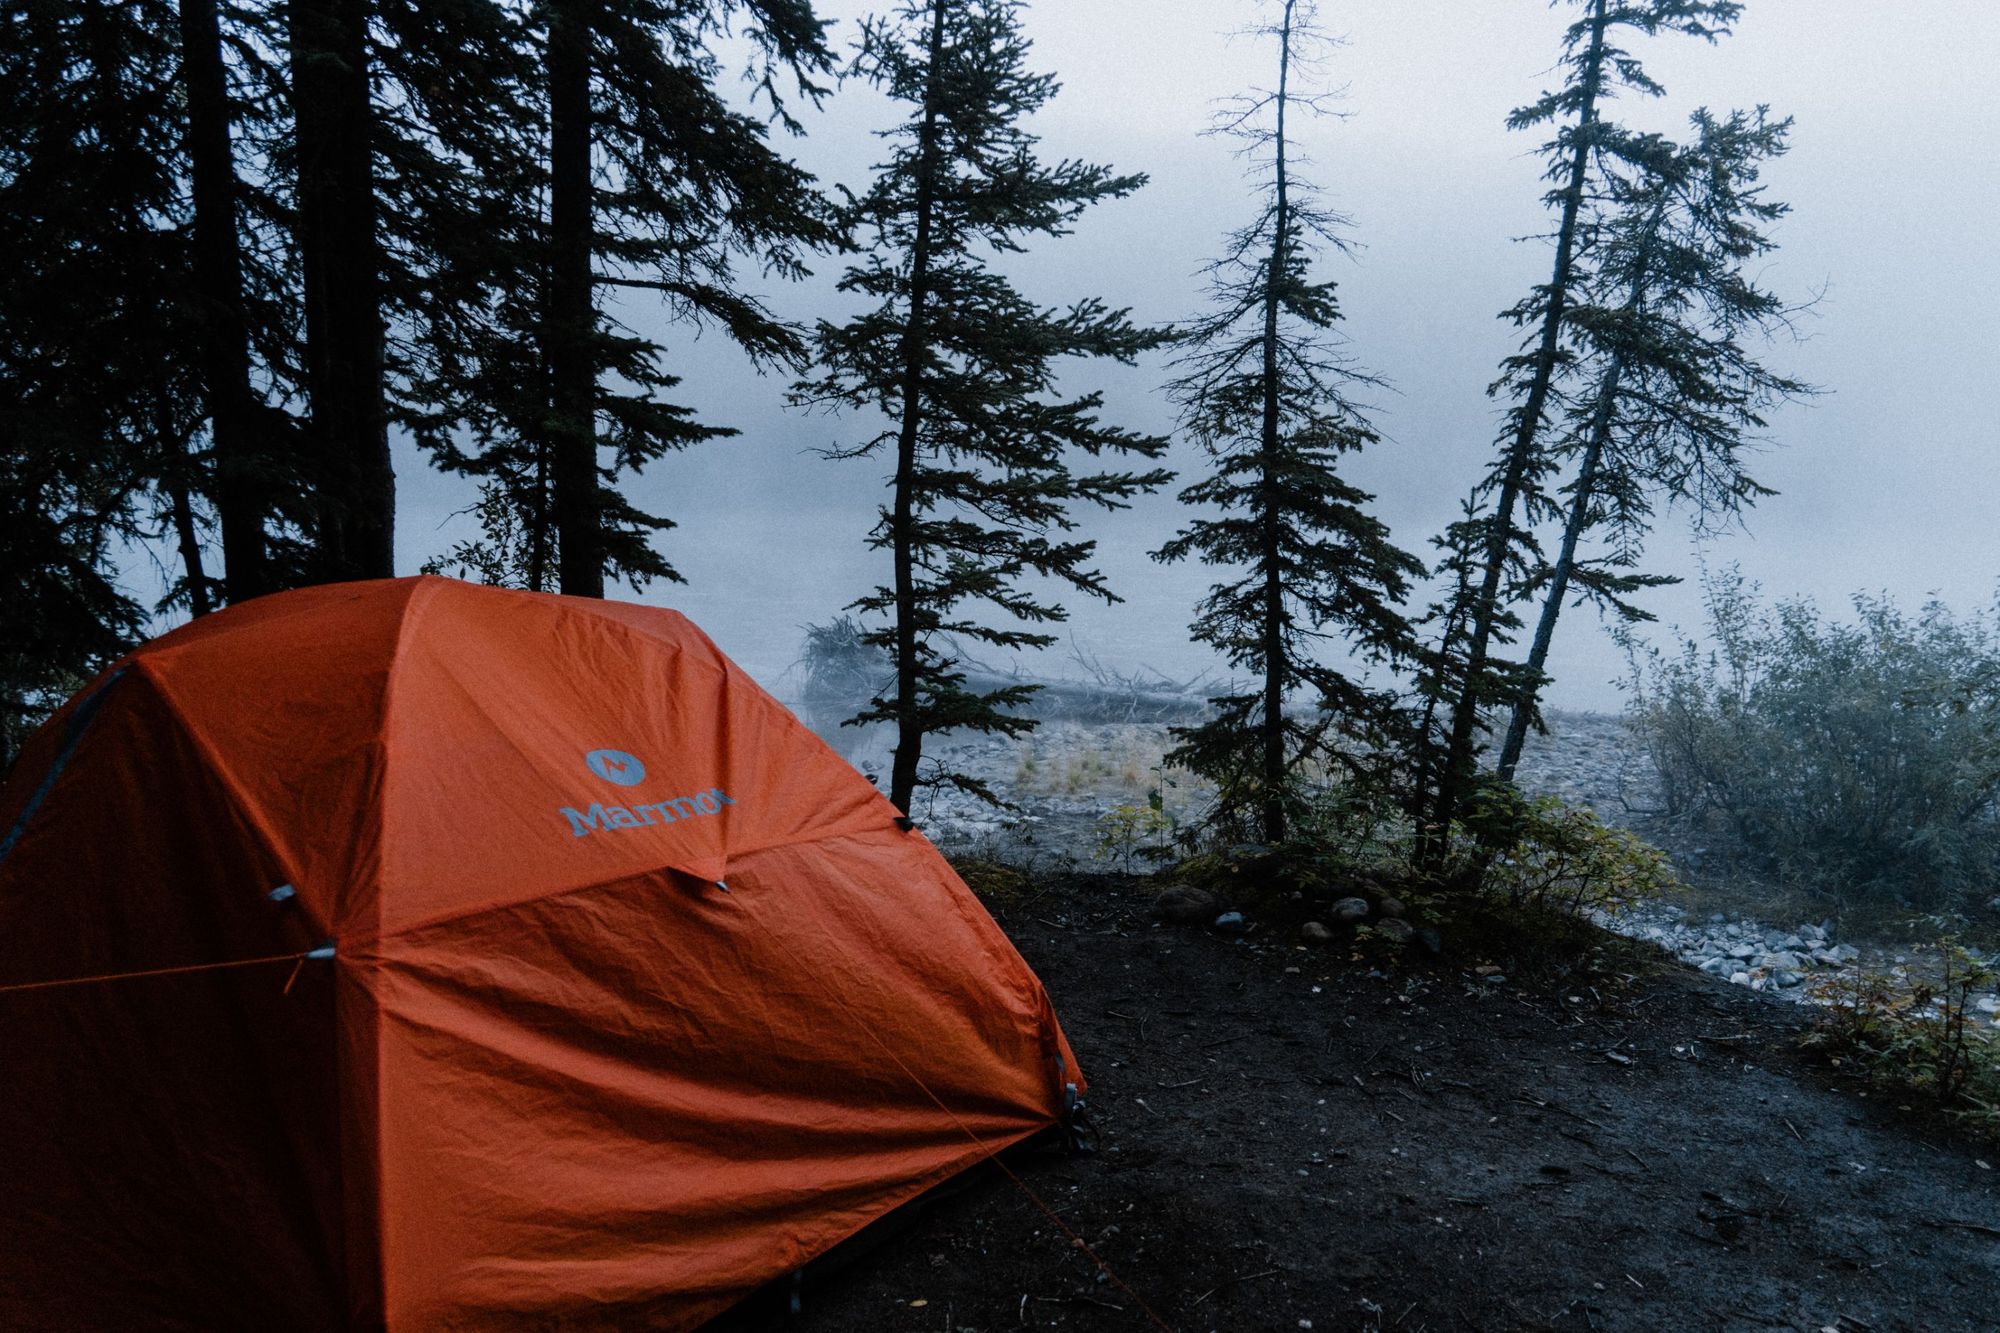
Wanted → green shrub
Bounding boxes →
[1803,941,2000,1140]
[1463,780,1674,916]
[1625,568,2000,913]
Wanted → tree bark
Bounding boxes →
[179,0,266,602]
[885,0,949,816]
[1431,0,1609,845]
[547,0,600,597]
[1494,406,1610,779]
[1256,0,1297,846]
[291,0,394,584]
[1496,197,1665,779]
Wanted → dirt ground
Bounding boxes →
[748,873,2000,1333]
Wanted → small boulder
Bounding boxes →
[1376,896,1408,920]
[1300,920,1333,946]
[1212,911,1247,934]
[1375,918,1415,947]
[1153,884,1222,924]
[1330,896,1371,925]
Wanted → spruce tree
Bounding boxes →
[796,0,1170,815]
[1494,108,1809,776]
[1155,0,1423,845]
[1427,0,1744,848]
[412,0,840,597]
[0,1,177,756]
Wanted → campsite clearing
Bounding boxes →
[768,872,2000,1332]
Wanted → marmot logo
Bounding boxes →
[559,788,735,839]
[585,749,646,786]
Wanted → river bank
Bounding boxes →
[802,708,2000,1024]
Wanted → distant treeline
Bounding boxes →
[2,0,1809,868]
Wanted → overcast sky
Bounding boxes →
[393,0,2000,710]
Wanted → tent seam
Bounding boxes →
[344,818,907,947]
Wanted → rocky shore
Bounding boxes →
[806,707,2000,1022]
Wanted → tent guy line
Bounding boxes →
[0,947,327,996]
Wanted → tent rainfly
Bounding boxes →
[0,576,1082,1330]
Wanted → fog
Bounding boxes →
[391,0,2000,711]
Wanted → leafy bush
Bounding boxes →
[1094,789,1176,870]
[1803,941,2000,1140]
[1463,780,1674,916]
[1625,568,2000,913]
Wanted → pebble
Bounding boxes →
[1212,911,1246,934]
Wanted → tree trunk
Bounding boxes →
[1256,0,1297,846]
[547,0,600,597]
[885,0,949,816]
[179,0,266,603]
[1430,0,1608,846]
[1496,199,1665,779]
[1494,412,1609,779]
[291,0,394,584]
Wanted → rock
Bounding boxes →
[1728,944,1757,961]
[1153,884,1221,925]
[1835,944,1861,963]
[1710,913,1727,924]
[1699,957,1731,975]
[1730,971,1752,987]
[1813,949,1844,967]
[1776,970,1804,988]
[1763,951,1805,972]
[1376,896,1408,919]
[1329,896,1371,925]
[1413,926,1443,955]
[1212,911,1247,934]
[1300,921,1333,946]
[1375,918,1416,947]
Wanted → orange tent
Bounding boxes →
[0,576,1082,1330]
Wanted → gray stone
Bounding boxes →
[1776,970,1804,988]
[1813,949,1844,967]
[1300,921,1333,946]
[1330,896,1371,925]
[1699,957,1732,975]
[1728,944,1757,961]
[1376,896,1408,919]
[1730,971,1752,987]
[1763,951,1805,972]
[1212,911,1247,933]
[1835,944,1861,963]
[1375,918,1416,947]
[1153,884,1222,925]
